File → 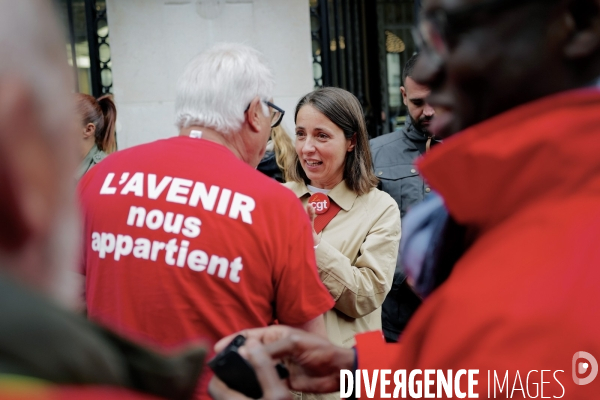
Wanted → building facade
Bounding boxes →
[59,0,420,148]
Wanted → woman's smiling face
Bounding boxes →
[295,105,355,189]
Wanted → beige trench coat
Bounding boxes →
[285,180,400,400]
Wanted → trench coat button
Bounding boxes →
[378,171,383,176]
[411,169,416,174]
[425,187,431,193]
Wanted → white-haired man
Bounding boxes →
[78,43,334,399]
[0,1,204,399]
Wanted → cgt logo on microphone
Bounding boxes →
[572,351,598,386]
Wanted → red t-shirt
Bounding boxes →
[78,136,334,398]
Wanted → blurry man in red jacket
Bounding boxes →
[210,0,600,398]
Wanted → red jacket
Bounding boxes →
[356,89,600,398]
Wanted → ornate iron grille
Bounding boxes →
[309,0,381,136]
[86,0,112,96]
[61,0,112,96]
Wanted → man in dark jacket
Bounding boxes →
[370,54,437,219]
[0,2,204,398]
[370,54,437,342]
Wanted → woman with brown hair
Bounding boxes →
[75,93,117,180]
[285,87,400,398]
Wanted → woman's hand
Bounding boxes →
[306,204,321,247]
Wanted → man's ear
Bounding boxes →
[563,0,600,59]
[401,86,408,106]
[245,97,264,133]
[0,78,55,252]
[347,133,357,152]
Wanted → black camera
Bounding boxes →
[208,335,289,399]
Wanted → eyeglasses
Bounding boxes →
[245,100,285,128]
[266,100,285,128]
[413,0,555,57]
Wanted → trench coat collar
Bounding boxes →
[286,180,358,211]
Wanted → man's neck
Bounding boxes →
[179,126,247,163]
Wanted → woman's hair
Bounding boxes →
[76,93,117,153]
[288,87,378,195]
[271,125,295,182]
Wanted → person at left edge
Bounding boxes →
[0,1,204,399]
[78,43,334,400]
[285,87,400,399]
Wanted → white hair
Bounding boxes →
[175,43,275,134]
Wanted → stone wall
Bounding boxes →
[106,0,313,148]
